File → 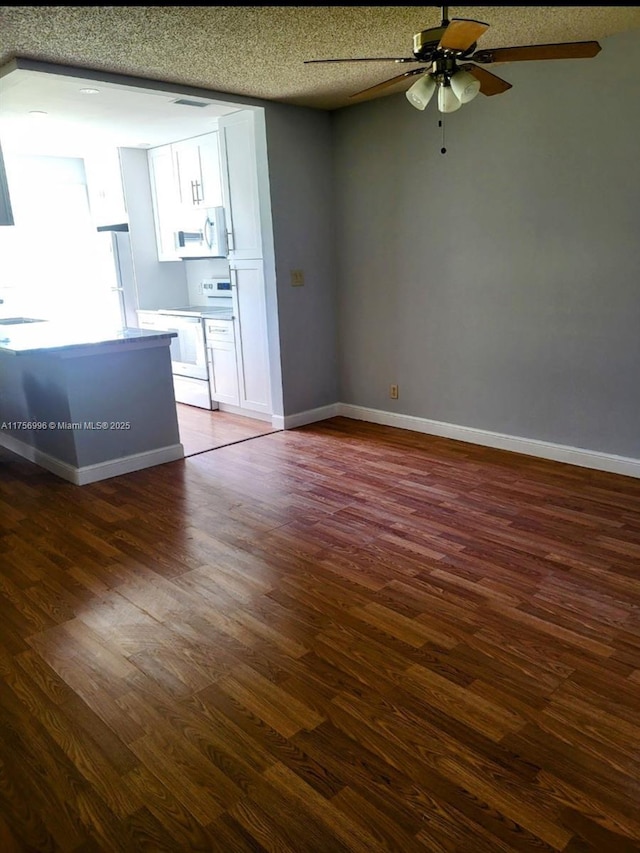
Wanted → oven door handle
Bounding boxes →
[178,316,202,323]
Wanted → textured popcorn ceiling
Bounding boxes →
[1,6,640,110]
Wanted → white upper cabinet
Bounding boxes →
[146,115,265,263]
[173,133,223,211]
[0,140,14,227]
[147,144,181,261]
[147,131,224,262]
[219,111,262,260]
[84,148,127,227]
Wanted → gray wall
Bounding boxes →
[0,341,180,467]
[69,344,180,466]
[264,104,338,415]
[0,351,77,464]
[333,28,640,459]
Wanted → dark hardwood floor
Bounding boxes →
[176,404,277,456]
[1,416,639,851]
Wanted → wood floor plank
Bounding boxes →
[195,681,344,800]
[435,756,572,850]
[536,770,640,842]
[262,761,381,853]
[349,600,459,649]
[330,785,427,852]
[327,683,540,784]
[218,663,325,738]
[128,732,229,826]
[559,808,640,853]
[0,739,86,852]
[502,724,640,830]
[0,814,27,853]
[325,684,572,850]
[176,404,277,457]
[291,720,463,838]
[205,811,271,852]
[0,678,122,850]
[228,795,314,853]
[1,418,640,849]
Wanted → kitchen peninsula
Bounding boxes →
[0,320,184,484]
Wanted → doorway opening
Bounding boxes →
[0,58,284,449]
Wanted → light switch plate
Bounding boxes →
[291,269,305,287]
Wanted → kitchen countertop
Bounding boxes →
[0,320,176,356]
[147,306,234,320]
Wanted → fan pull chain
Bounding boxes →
[439,118,447,154]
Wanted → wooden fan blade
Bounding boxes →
[304,57,417,64]
[439,18,489,52]
[462,64,512,96]
[350,68,426,99]
[472,41,601,64]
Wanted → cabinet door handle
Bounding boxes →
[190,180,197,205]
[194,180,202,204]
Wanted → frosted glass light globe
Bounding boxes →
[437,85,462,113]
[450,70,481,104]
[406,74,437,110]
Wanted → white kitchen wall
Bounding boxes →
[118,148,188,310]
[0,152,124,323]
[184,257,230,306]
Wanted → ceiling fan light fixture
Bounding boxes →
[450,70,481,103]
[405,74,437,110]
[437,84,462,113]
[305,9,603,114]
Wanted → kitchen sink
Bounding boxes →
[0,317,46,325]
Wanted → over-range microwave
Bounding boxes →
[175,206,227,259]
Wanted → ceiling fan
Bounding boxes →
[304,6,602,114]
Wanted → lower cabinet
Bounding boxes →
[206,260,271,417]
[136,310,161,330]
[207,339,240,406]
[231,259,271,416]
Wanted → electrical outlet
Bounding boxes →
[390,384,399,400]
[291,269,305,287]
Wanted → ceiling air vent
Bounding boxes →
[172,98,209,108]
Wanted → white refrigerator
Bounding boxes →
[95,229,138,328]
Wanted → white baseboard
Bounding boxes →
[74,444,185,485]
[218,403,272,423]
[273,403,340,431]
[337,403,640,480]
[1,433,82,483]
[5,401,637,481]
[0,433,184,485]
